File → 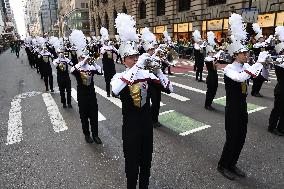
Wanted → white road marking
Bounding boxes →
[6,98,22,145]
[6,91,42,145]
[171,81,207,94]
[42,93,68,132]
[159,110,175,115]
[185,73,225,85]
[163,92,190,102]
[71,88,106,121]
[248,107,266,114]
[94,85,122,108]
[179,125,211,136]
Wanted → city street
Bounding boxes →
[0,50,283,189]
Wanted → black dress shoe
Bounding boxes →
[198,80,205,82]
[93,136,102,144]
[205,106,216,111]
[230,166,246,177]
[63,104,67,108]
[217,165,235,180]
[268,129,284,136]
[252,93,263,97]
[67,104,73,108]
[107,94,110,97]
[153,122,162,128]
[85,135,94,143]
[50,89,54,92]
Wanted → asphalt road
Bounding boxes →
[0,49,283,189]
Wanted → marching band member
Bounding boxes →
[100,27,118,97]
[141,27,163,127]
[193,30,206,82]
[69,30,104,144]
[204,31,218,111]
[111,13,173,189]
[53,47,73,108]
[218,13,265,180]
[39,45,54,92]
[268,26,284,136]
[251,23,270,97]
[70,52,103,144]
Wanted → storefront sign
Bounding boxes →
[276,12,284,26]
[173,23,193,33]
[207,19,223,31]
[258,13,275,27]
[154,25,166,33]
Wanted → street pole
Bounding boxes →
[40,12,44,36]
[48,0,53,35]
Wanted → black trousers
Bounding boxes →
[251,75,265,95]
[196,66,203,81]
[205,82,218,107]
[44,73,53,91]
[15,50,19,58]
[150,86,161,123]
[58,77,71,105]
[219,107,248,168]
[268,94,284,131]
[122,124,153,189]
[78,92,98,137]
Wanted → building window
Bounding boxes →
[81,3,85,8]
[86,3,88,8]
[139,1,146,19]
[178,0,190,12]
[105,13,109,31]
[122,3,127,14]
[156,0,165,16]
[208,0,226,6]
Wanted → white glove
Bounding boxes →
[257,51,270,63]
[135,53,151,69]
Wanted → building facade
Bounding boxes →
[88,0,284,42]
[58,0,90,36]
[38,0,58,36]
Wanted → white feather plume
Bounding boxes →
[252,23,263,40]
[275,26,284,42]
[115,13,138,42]
[100,27,109,40]
[37,37,46,46]
[229,13,247,42]
[163,31,171,42]
[141,27,156,43]
[207,31,216,46]
[69,29,87,55]
[193,30,201,42]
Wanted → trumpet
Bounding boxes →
[144,56,163,72]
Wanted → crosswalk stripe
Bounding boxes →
[6,98,23,145]
[94,85,122,108]
[42,93,68,132]
[163,92,190,102]
[71,88,106,121]
[185,73,225,85]
[171,81,207,94]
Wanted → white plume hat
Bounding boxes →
[115,13,139,58]
[275,26,284,54]
[226,13,248,56]
[69,29,86,56]
[193,30,202,43]
[206,31,216,53]
[253,23,263,40]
